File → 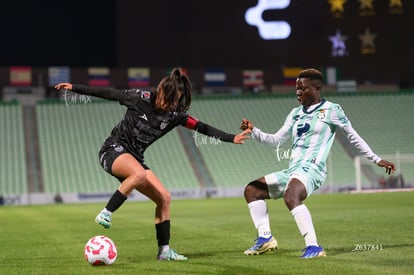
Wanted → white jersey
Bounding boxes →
[251,99,381,172]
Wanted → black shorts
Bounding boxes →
[98,140,149,179]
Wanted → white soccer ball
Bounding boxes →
[84,235,118,266]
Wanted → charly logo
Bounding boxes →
[160,120,169,130]
[245,0,291,40]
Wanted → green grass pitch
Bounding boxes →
[1,192,413,274]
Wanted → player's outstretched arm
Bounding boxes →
[233,129,251,144]
[54,83,73,91]
[377,160,396,175]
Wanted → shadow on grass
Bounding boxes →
[185,248,299,259]
[185,242,414,260]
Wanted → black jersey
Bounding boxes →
[72,84,235,160]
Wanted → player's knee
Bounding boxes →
[163,191,171,205]
[244,181,268,202]
[243,182,254,201]
[283,190,301,210]
[156,190,171,206]
[129,170,147,188]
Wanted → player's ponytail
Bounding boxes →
[172,68,192,112]
[156,68,192,112]
[172,68,181,79]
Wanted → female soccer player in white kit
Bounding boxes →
[240,68,395,258]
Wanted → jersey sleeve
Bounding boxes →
[183,115,235,143]
[250,109,294,146]
[71,84,148,106]
[332,104,381,163]
[330,104,351,128]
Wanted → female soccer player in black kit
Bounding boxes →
[55,68,249,261]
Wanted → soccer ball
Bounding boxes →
[84,235,118,266]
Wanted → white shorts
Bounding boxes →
[264,164,327,199]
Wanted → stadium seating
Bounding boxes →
[0,91,412,196]
[36,100,199,194]
[0,101,27,195]
[189,96,292,187]
[325,92,414,188]
[327,93,414,155]
[190,92,414,189]
[36,100,121,194]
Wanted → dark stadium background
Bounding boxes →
[0,0,413,85]
[0,0,413,206]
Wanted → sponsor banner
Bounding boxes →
[88,67,110,86]
[283,67,303,86]
[128,67,150,87]
[204,69,226,86]
[48,66,70,86]
[243,69,264,87]
[10,66,32,86]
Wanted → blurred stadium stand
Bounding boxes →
[0,67,402,99]
[36,100,200,193]
[0,101,27,198]
[0,91,413,204]
[190,92,414,191]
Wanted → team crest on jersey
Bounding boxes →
[160,120,169,130]
[113,144,124,152]
[316,109,325,119]
[141,90,151,101]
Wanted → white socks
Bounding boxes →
[291,204,318,247]
[159,245,170,253]
[248,200,318,246]
[248,200,272,238]
[103,207,112,215]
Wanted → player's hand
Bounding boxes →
[233,129,251,144]
[377,160,396,175]
[240,118,254,130]
[54,83,73,91]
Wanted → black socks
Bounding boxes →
[105,190,170,247]
[156,220,171,246]
[105,189,127,212]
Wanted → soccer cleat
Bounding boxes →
[95,210,112,229]
[244,236,278,255]
[157,249,188,261]
[300,245,326,259]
